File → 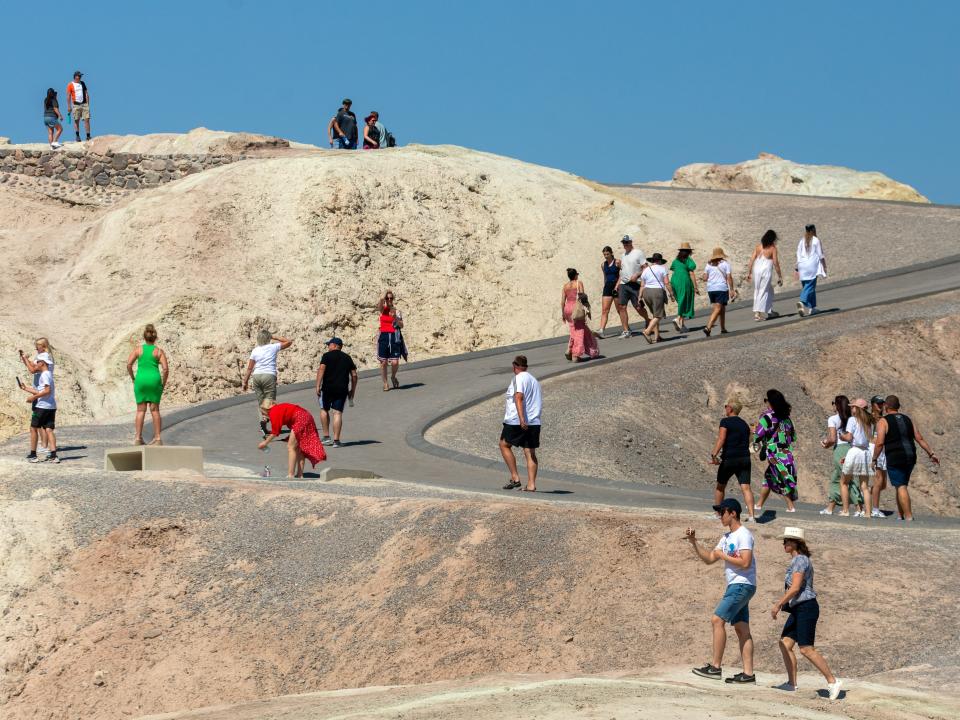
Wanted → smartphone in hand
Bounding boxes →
[16,376,23,389]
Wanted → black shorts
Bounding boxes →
[717,457,751,486]
[617,281,641,307]
[708,290,730,306]
[31,408,56,429]
[781,598,819,647]
[500,423,541,449]
[319,392,348,413]
[602,280,617,298]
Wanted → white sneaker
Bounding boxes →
[828,678,842,700]
[854,510,865,518]
[742,516,755,523]
[753,504,763,512]
[819,507,833,515]
[871,508,886,518]
[619,331,631,339]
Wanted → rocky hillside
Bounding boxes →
[647,152,929,202]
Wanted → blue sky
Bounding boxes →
[7,1,958,202]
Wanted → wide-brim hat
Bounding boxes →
[646,253,667,264]
[709,247,727,261]
[678,242,693,251]
[782,527,806,542]
[850,398,869,409]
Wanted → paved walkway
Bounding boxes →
[165,256,960,527]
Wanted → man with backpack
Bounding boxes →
[66,71,91,142]
[328,98,358,149]
[371,111,395,148]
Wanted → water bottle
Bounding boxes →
[348,397,354,407]
[262,465,272,478]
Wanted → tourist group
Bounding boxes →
[327,98,395,150]
[41,71,93,149]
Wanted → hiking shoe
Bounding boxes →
[828,678,842,700]
[871,508,886,518]
[331,440,343,448]
[47,455,60,464]
[28,454,45,463]
[692,664,722,680]
[619,331,631,339]
[26,452,38,462]
[772,681,797,692]
[320,436,334,446]
[819,507,833,515]
[725,672,756,684]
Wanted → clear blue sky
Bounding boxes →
[7,1,958,202]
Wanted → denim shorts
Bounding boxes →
[887,464,914,488]
[44,115,60,129]
[781,598,819,647]
[708,290,730,306]
[714,582,755,624]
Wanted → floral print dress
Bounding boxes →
[755,410,798,499]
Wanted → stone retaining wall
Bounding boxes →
[0,148,247,190]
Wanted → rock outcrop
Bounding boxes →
[648,152,929,203]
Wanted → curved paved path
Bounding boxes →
[166,255,960,526]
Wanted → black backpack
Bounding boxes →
[385,131,397,148]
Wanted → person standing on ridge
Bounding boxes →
[126,324,169,446]
[796,224,826,317]
[315,337,358,448]
[362,114,380,149]
[872,395,939,521]
[686,497,757,685]
[615,235,649,338]
[709,398,756,522]
[329,98,358,149]
[499,355,542,492]
[66,71,91,142]
[371,111,391,148]
[43,89,64,149]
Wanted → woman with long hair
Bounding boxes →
[377,290,404,391]
[771,527,842,699]
[561,268,599,362]
[669,242,699,331]
[126,324,169,446]
[796,224,826,317]
[819,395,863,515]
[754,389,798,513]
[258,398,327,477]
[838,399,875,517]
[745,230,783,321]
[598,246,622,338]
[43,88,63,148]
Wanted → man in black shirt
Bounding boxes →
[873,395,939,521]
[709,397,756,521]
[329,98,358,149]
[315,337,358,448]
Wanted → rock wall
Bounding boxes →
[0,148,246,190]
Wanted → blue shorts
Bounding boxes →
[319,392,348,413]
[708,290,730,306]
[44,115,60,129]
[887,464,914,488]
[714,582,755,625]
[781,598,819,647]
[336,136,356,149]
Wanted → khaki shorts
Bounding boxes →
[642,288,667,319]
[72,104,90,120]
[250,373,277,403]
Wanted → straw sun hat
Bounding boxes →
[709,247,728,261]
[781,527,806,542]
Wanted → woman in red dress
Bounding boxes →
[258,399,326,477]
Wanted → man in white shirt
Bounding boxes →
[685,498,756,684]
[21,357,59,463]
[499,355,542,492]
[615,235,649,338]
[242,329,293,436]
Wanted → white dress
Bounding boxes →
[752,255,774,314]
[796,236,826,281]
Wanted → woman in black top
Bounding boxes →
[363,114,380,149]
[709,397,756,521]
[43,88,64,149]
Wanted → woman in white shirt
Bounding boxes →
[701,247,736,337]
[795,224,827,317]
[745,230,783,322]
[838,399,874,517]
[818,395,862,515]
[639,253,674,343]
[242,329,293,435]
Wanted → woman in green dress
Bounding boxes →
[669,242,699,331]
[126,324,169,446]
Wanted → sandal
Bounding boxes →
[703,327,712,337]
[523,487,536,492]
[643,333,654,345]
[392,377,400,389]
[503,480,521,490]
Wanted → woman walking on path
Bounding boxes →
[639,253,673,343]
[670,242,699,331]
[126,324,169,446]
[796,224,827,317]
[754,389,798,513]
[598,246,623,338]
[745,230,783,321]
[819,395,863,515]
[19,338,56,458]
[839,399,875,517]
[702,247,736,337]
[869,395,889,518]
[771,527,842,699]
[258,399,327,478]
[377,291,405,391]
[43,89,64,149]
[561,268,600,361]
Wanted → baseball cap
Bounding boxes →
[621,235,633,244]
[74,70,83,77]
[326,337,343,346]
[342,98,352,105]
[712,497,742,515]
[870,395,886,406]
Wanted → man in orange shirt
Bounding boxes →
[66,71,91,142]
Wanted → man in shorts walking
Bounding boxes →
[66,71,91,142]
[685,498,756,684]
[615,235,649,338]
[315,337,358,448]
[873,395,939,521]
[709,398,756,521]
[22,357,59,463]
[499,355,542,492]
